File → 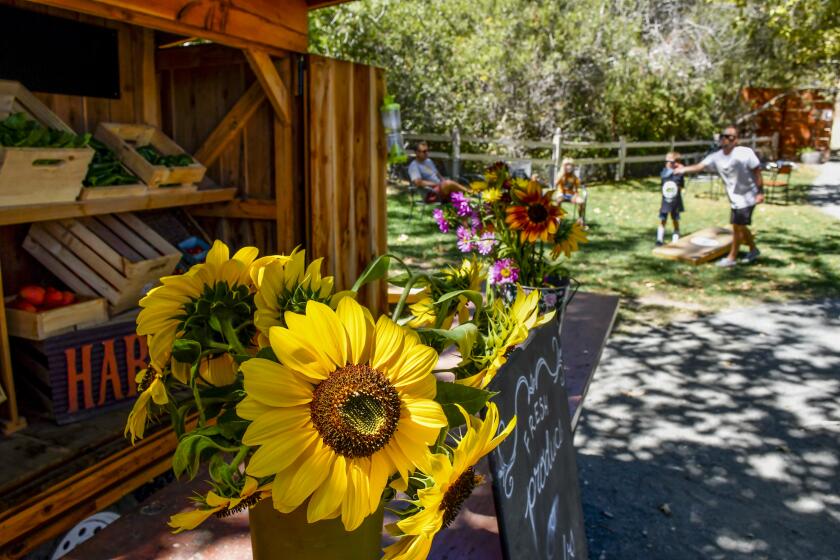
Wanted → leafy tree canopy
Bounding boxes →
[310,0,838,142]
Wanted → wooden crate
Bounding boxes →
[23,212,182,314]
[5,296,108,341]
[10,319,147,424]
[0,80,94,206]
[94,123,206,188]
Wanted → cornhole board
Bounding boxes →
[652,226,733,265]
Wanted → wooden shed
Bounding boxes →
[0,0,386,556]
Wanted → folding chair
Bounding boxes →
[762,162,793,205]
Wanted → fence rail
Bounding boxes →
[403,129,778,182]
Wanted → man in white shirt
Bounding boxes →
[674,126,765,267]
[407,141,466,202]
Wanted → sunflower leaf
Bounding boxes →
[435,289,483,311]
[422,323,478,360]
[434,381,495,427]
[173,427,226,480]
[352,254,391,292]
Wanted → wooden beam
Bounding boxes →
[188,199,276,220]
[194,82,266,167]
[25,0,306,56]
[0,188,237,227]
[138,28,160,127]
[0,258,26,436]
[244,49,292,126]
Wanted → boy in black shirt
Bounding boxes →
[657,152,685,246]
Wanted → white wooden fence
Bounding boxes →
[403,129,779,182]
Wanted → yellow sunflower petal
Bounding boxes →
[168,507,220,533]
[271,439,333,512]
[246,428,317,477]
[403,399,447,429]
[341,459,371,531]
[337,297,373,365]
[372,316,405,371]
[307,454,348,523]
[382,533,434,560]
[241,359,313,407]
[241,407,311,446]
[269,326,333,380]
[236,395,274,420]
[205,240,230,267]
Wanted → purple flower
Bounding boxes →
[469,211,481,230]
[456,225,475,253]
[450,192,472,217]
[433,208,449,233]
[477,232,497,255]
[491,258,519,284]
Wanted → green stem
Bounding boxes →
[190,362,206,427]
[230,445,250,469]
[392,273,431,322]
[221,318,247,355]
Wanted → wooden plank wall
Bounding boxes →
[0,0,159,296]
[157,45,303,256]
[307,55,387,313]
[742,87,835,159]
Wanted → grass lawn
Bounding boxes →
[386,165,840,330]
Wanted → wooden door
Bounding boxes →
[306,55,387,313]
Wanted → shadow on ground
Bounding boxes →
[576,299,840,560]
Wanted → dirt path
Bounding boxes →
[576,299,840,559]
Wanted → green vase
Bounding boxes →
[249,498,384,559]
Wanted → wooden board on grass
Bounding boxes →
[652,226,733,265]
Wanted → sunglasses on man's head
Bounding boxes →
[665,160,677,164]
[721,134,737,140]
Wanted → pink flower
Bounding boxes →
[477,232,497,255]
[491,258,519,284]
[456,225,475,253]
[433,208,450,233]
[450,192,472,217]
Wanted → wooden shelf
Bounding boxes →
[0,188,237,226]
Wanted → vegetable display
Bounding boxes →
[136,145,193,167]
[10,284,77,313]
[84,138,140,187]
[0,112,90,148]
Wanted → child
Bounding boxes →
[657,152,686,246]
[555,158,586,226]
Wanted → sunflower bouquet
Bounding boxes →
[125,241,553,558]
[433,162,587,290]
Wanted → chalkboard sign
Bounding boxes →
[488,319,589,560]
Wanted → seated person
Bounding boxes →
[554,158,587,226]
[407,141,467,202]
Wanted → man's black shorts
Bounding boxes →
[730,205,755,226]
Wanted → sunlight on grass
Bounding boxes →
[386,166,840,327]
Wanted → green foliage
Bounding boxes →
[310,0,837,142]
[434,381,495,427]
[0,112,90,148]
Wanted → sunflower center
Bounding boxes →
[310,364,401,458]
[440,467,484,528]
[527,203,549,223]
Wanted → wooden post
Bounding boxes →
[452,128,461,179]
[0,259,26,434]
[772,132,780,160]
[669,136,675,153]
[551,127,562,186]
[750,133,757,149]
[616,136,627,181]
[244,49,292,126]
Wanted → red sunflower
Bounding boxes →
[505,181,562,243]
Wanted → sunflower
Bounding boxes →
[169,476,271,533]
[238,298,447,531]
[551,221,588,258]
[124,335,170,444]
[469,180,487,193]
[406,296,438,329]
[505,180,563,243]
[136,240,258,383]
[382,403,515,560]
[253,248,350,347]
[406,258,485,329]
[457,287,554,389]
